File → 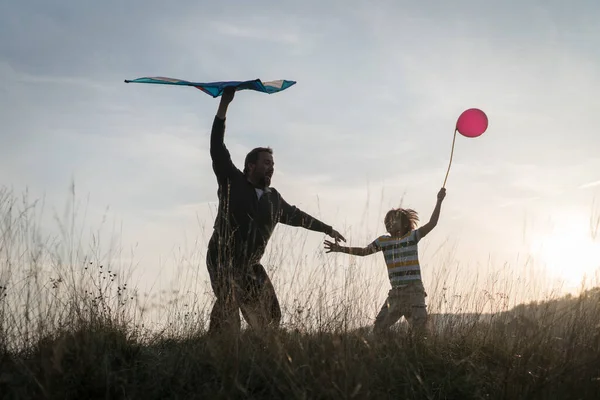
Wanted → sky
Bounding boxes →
[1,0,600,323]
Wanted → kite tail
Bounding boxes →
[442,128,458,188]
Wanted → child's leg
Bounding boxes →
[404,286,428,335]
[373,294,403,335]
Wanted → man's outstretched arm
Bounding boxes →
[210,87,238,180]
[279,196,346,242]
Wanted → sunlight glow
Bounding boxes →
[530,213,600,289]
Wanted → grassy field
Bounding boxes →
[1,187,599,399]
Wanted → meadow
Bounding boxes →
[1,186,599,399]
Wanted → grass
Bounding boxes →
[1,186,600,399]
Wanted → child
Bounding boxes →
[324,188,446,335]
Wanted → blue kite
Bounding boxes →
[124,76,296,98]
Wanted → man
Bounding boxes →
[206,87,346,335]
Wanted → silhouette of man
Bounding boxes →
[206,87,346,335]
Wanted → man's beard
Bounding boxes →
[252,173,270,188]
[261,175,271,187]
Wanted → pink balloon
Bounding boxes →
[456,108,488,138]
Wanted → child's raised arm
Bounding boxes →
[417,188,446,239]
[324,240,379,257]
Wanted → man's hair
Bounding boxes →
[243,147,273,175]
[384,208,419,233]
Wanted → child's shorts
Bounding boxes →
[374,281,428,331]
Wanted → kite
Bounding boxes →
[124,76,296,98]
[442,108,489,188]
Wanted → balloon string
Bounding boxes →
[442,128,458,188]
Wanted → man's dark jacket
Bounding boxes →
[208,116,333,267]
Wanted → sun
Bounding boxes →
[530,212,600,289]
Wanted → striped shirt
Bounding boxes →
[369,230,422,288]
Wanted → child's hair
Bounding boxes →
[384,208,419,233]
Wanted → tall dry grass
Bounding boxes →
[1,186,599,399]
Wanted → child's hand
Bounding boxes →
[437,188,446,202]
[324,239,342,253]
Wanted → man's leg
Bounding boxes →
[239,263,282,331]
[208,291,241,336]
[206,242,241,336]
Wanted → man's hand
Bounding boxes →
[437,187,446,202]
[216,87,236,119]
[324,239,342,253]
[221,86,235,105]
[329,229,346,243]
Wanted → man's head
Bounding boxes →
[384,208,419,236]
[244,147,274,188]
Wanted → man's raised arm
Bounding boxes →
[210,87,237,180]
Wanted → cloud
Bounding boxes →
[579,180,600,190]
[212,22,301,45]
[3,63,111,92]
